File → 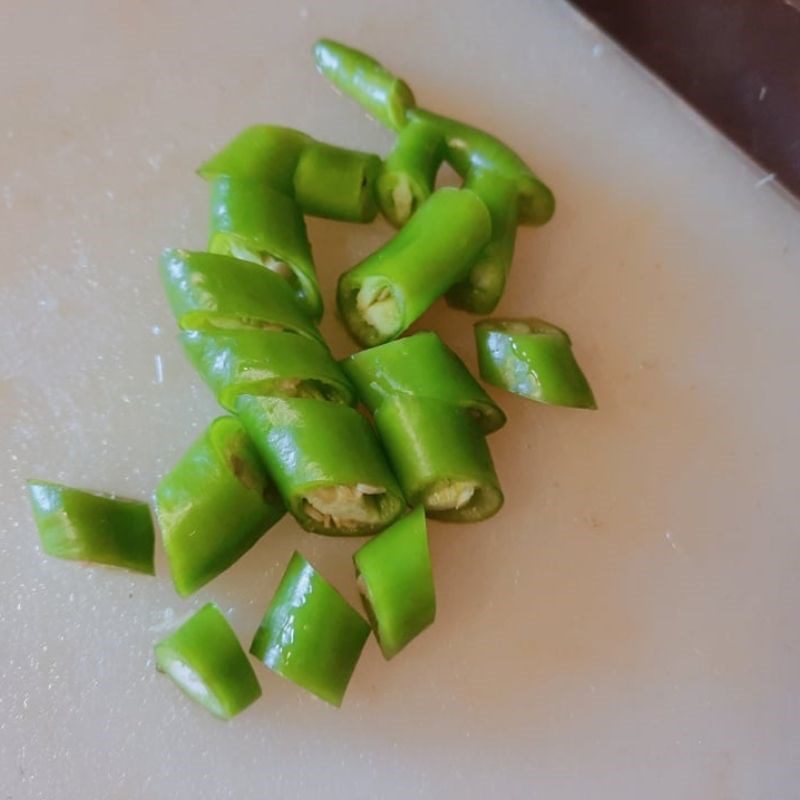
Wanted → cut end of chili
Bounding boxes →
[353,506,435,659]
[154,603,262,720]
[250,552,370,706]
[475,317,597,409]
[26,480,155,575]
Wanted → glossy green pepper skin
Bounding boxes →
[181,329,354,411]
[342,331,505,435]
[160,249,321,341]
[293,141,381,223]
[377,119,444,227]
[155,603,261,720]
[26,480,155,575]
[337,188,491,347]
[154,417,285,597]
[375,396,503,522]
[250,552,370,707]
[197,125,311,190]
[408,109,555,228]
[236,395,405,536]
[208,177,322,322]
[199,124,381,223]
[160,248,403,538]
[475,318,597,409]
[446,170,520,314]
[353,506,435,659]
[313,39,415,132]
[342,332,504,522]
[314,40,555,313]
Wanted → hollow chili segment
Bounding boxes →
[197,125,311,191]
[475,318,597,409]
[293,141,381,223]
[377,119,444,227]
[374,396,503,522]
[407,108,555,228]
[237,395,405,536]
[199,124,382,225]
[341,331,505,435]
[313,39,415,132]
[337,188,491,347]
[181,329,354,411]
[208,177,322,322]
[160,247,404,538]
[250,551,370,707]
[154,417,285,597]
[446,170,519,314]
[26,480,155,575]
[353,506,435,659]
[154,603,261,720]
[314,40,555,311]
[160,249,321,341]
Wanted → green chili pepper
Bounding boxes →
[407,108,555,228]
[293,141,380,223]
[160,249,321,342]
[154,417,285,597]
[376,119,444,227]
[341,331,505,434]
[208,177,323,322]
[160,248,403,538]
[475,318,597,409]
[374,395,503,522]
[26,480,154,575]
[155,603,261,720]
[446,170,519,314]
[337,188,491,347]
[197,125,311,192]
[315,41,556,312]
[237,395,405,536]
[313,39,415,132]
[180,329,354,411]
[251,552,370,706]
[353,506,435,659]
[199,124,381,225]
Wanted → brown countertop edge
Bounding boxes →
[569,0,800,200]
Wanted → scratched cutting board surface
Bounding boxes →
[1,1,799,798]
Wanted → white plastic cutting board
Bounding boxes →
[2,1,799,797]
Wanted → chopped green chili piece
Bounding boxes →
[154,417,285,597]
[475,318,597,409]
[208,177,322,322]
[293,141,381,223]
[337,188,491,347]
[408,108,555,228]
[404,108,553,315]
[199,124,382,225]
[314,40,556,311]
[446,170,519,314]
[313,39,415,132]
[375,395,503,522]
[26,480,154,575]
[341,331,505,434]
[250,552,370,707]
[353,506,435,659]
[155,603,261,720]
[197,125,311,191]
[160,247,403,539]
[180,329,354,411]
[237,395,405,536]
[377,119,444,226]
[160,249,321,342]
